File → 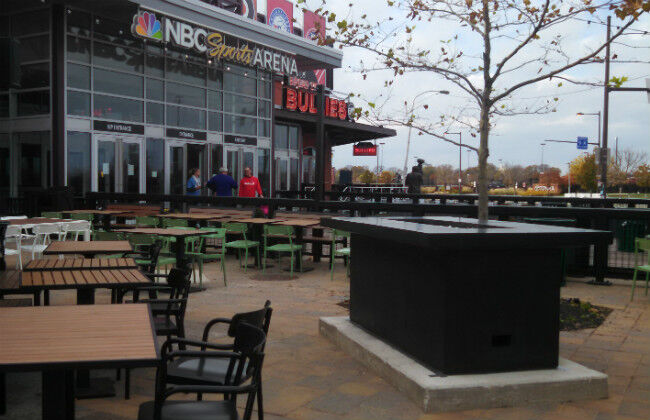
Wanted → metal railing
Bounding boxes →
[63,191,650,283]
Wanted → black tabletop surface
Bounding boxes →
[320,216,612,249]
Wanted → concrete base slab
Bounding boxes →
[319,316,608,413]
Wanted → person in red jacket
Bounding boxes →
[238,167,263,198]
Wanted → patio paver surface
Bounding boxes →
[2,254,649,420]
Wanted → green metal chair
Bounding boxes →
[224,222,259,273]
[162,217,188,228]
[263,225,303,277]
[330,229,351,281]
[186,229,228,287]
[631,237,650,300]
[41,211,62,219]
[154,235,177,275]
[70,213,94,222]
[136,215,159,228]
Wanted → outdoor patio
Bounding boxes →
[2,255,649,420]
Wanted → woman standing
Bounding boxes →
[186,168,202,196]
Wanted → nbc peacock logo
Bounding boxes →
[132,11,162,41]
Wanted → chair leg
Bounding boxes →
[331,251,335,281]
[256,246,260,269]
[645,271,649,296]
[631,269,638,300]
[257,376,264,420]
[262,247,267,273]
[125,369,130,400]
[222,258,227,287]
[290,252,294,278]
[299,250,302,273]
[244,248,249,273]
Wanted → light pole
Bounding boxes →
[379,142,386,173]
[567,162,572,195]
[402,90,450,179]
[445,131,462,194]
[540,143,546,174]
[576,111,601,148]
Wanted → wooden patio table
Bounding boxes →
[159,213,226,228]
[24,257,137,271]
[7,217,72,226]
[113,228,210,268]
[62,209,131,230]
[43,240,132,259]
[0,304,159,420]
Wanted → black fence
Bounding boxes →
[3,190,649,282]
[275,189,650,208]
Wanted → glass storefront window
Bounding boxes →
[146,138,164,194]
[67,63,90,89]
[208,91,222,110]
[0,95,9,118]
[290,158,300,190]
[93,41,143,73]
[224,115,256,136]
[277,158,288,191]
[258,79,271,99]
[0,135,9,193]
[207,68,223,90]
[146,79,164,101]
[17,91,50,116]
[224,93,256,116]
[20,63,50,89]
[67,91,90,116]
[145,54,164,78]
[258,148,270,194]
[289,126,299,150]
[258,100,271,118]
[67,36,91,63]
[146,102,164,125]
[67,10,91,37]
[166,105,206,130]
[274,124,288,149]
[258,120,270,138]
[67,131,91,194]
[19,35,49,63]
[223,71,256,96]
[94,17,141,48]
[208,112,223,132]
[166,59,206,86]
[166,82,205,107]
[94,68,143,97]
[210,144,223,177]
[12,10,49,36]
[93,94,143,122]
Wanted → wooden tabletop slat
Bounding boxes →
[0,304,158,369]
[13,268,149,291]
[62,271,75,285]
[43,241,132,256]
[52,271,65,286]
[24,257,137,271]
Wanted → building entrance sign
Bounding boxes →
[132,11,298,75]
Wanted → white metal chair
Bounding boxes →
[4,225,23,269]
[0,216,28,220]
[21,224,61,260]
[60,221,92,241]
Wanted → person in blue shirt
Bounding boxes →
[186,168,202,196]
[206,167,238,197]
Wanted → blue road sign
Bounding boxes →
[577,136,588,150]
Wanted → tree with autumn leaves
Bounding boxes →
[311,0,648,222]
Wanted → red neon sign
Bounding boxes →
[353,143,377,156]
[284,87,348,120]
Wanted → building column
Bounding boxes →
[51,4,66,187]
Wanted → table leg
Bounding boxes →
[0,372,5,415]
[42,369,74,420]
[312,228,324,263]
[75,288,115,398]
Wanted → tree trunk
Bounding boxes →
[477,105,490,224]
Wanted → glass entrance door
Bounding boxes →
[95,135,143,193]
[224,145,256,186]
[165,142,208,195]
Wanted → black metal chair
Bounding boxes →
[138,322,266,420]
[158,301,272,420]
[122,266,192,399]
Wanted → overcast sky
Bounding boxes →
[309,0,650,174]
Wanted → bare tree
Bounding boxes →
[316,0,647,223]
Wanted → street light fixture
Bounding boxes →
[403,90,451,178]
[576,111,601,147]
[445,131,462,194]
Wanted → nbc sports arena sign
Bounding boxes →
[132,11,299,76]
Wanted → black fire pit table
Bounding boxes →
[320,216,612,375]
